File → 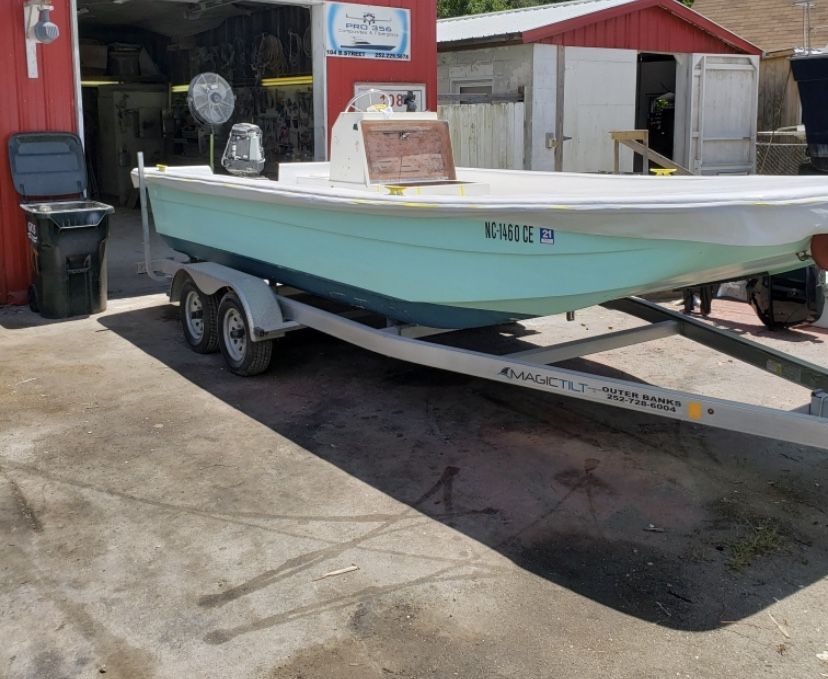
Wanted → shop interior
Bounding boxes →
[77,0,315,205]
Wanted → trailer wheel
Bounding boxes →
[180,278,219,353]
[218,291,272,376]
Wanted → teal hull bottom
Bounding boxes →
[165,236,531,328]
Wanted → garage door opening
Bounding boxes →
[77,0,318,206]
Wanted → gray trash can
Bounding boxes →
[8,132,114,318]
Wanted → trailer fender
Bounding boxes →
[169,262,296,341]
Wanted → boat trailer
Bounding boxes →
[136,157,828,452]
[146,256,828,451]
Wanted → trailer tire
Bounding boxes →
[218,291,272,376]
[180,278,219,353]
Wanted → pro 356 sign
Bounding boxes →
[326,2,411,61]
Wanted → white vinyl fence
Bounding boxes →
[438,102,525,170]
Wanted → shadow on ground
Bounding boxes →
[95,302,828,634]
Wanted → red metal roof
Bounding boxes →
[440,0,761,56]
[524,0,761,54]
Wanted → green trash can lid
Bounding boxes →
[8,132,88,199]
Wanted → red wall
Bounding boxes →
[0,0,77,305]
[524,0,760,55]
[546,7,742,53]
[0,0,436,304]
[325,0,437,138]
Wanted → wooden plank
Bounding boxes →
[470,106,480,167]
[610,130,649,142]
[619,139,693,175]
[437,102,526,171]
[512,102,525,169]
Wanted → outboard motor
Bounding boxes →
[756,53,828,330]
[791,52,828,172]
[747,266,825,329]
[221,123,265,177]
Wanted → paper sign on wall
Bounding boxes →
[326,2,411,61]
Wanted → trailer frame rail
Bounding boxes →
[154,259,828,451]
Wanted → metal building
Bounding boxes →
[437,0,762,175]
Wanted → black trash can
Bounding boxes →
[21,201,113,317]
[8,132,114,318]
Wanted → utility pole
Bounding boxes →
[794,0,815,51]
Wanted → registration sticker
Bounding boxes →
[539,228,555,244]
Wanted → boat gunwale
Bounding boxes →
[135,167,828,249]
[136,166,828,212]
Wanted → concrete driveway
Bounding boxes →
[1,261,827,678]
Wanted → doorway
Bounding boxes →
[76,0,317,206]
[635,53,677,171]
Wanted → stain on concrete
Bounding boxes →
[3,543,160,679]
[203,560,505,647]
[2,472,43,532]
[413,465,460,511]
[269,598,512,679]
[507,531,698,625]
[199,465,503,647]
[504,484,823,631]
[26,649,71,679]
[553,464,613,495]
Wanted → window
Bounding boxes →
[452,79,493,94]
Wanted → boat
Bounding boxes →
[134,98,828,330]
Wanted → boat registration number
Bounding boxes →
[485,221,553,245]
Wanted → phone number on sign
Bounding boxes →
[602,387,681,413]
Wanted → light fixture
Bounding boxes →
[32,6,59,43]
[81,80,124,87]
[24,1,60,79]
[260,75,313,88]
[170,76,313,95]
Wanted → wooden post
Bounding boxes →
[610,130,656,174]
[555,45,565,172]
[642,131,649,175]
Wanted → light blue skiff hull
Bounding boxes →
[147,180,813,329]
